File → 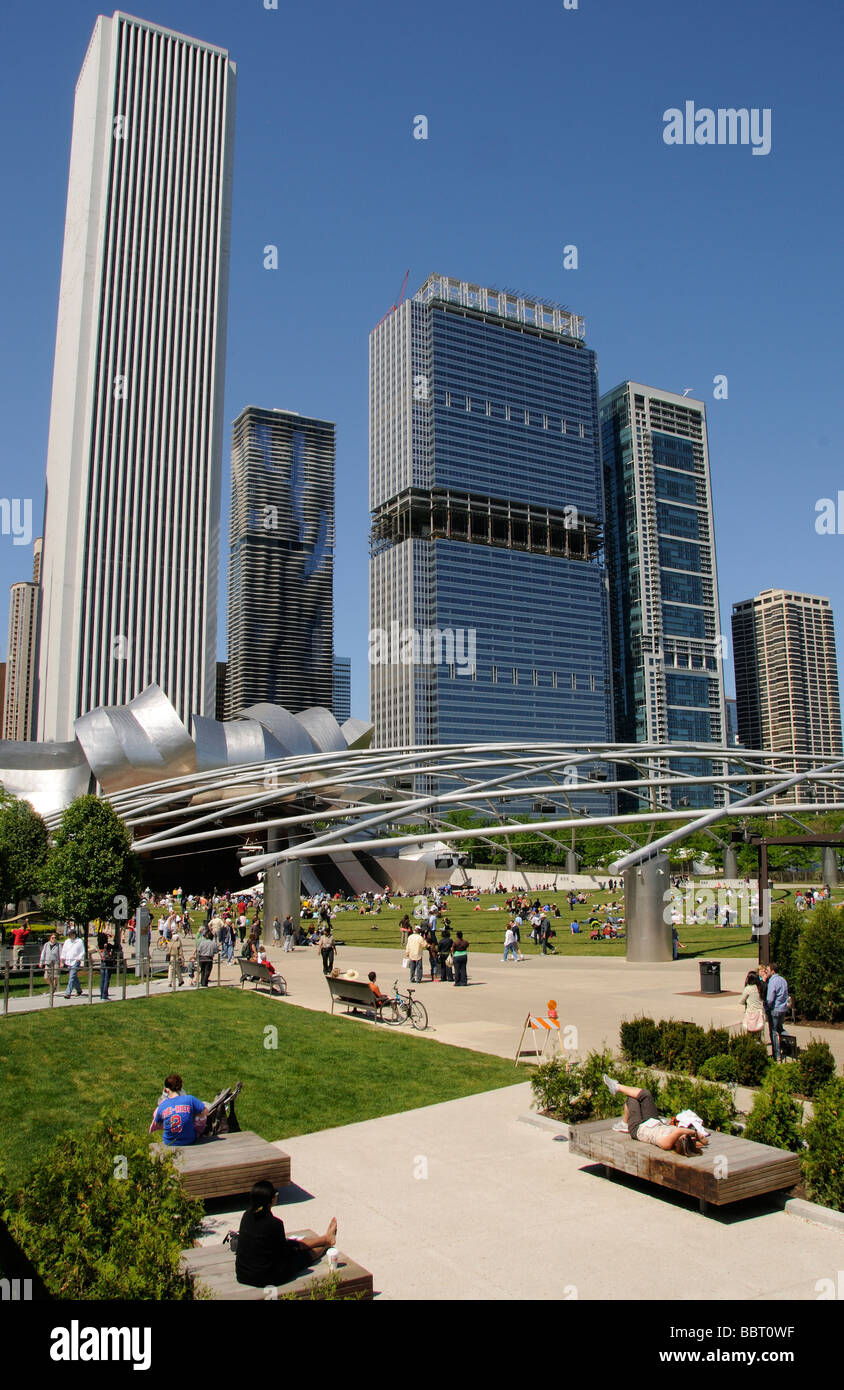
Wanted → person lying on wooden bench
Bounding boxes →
[235,1180,337,1289]
[149,1073,209,1146]
[602,1077,708,1155]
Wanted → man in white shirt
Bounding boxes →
[61,929,85,998]
[406,927,427,984]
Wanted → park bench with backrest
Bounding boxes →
[568,1118,800,1215]
[238,959,286,994]
[326,976,381,1020]
[181,1230,373,1299]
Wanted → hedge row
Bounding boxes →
[619,1016,836,1096]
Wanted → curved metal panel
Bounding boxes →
[0,740,92,818]
[341,717,374,750]
[75,685,195,792]
[295,707,346,753]
[238,704,318,756]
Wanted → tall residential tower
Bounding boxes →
[732,589,843,799]
[226,408,335,717]
[3,540,42,741]
[37,12,236,739]
[600,383,727,807]
[369,273,614,770]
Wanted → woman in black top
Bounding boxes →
[235,1181,338,1288]
[438,928,454,982]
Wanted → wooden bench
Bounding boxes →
[151,1130,292,1201]
[326,976,381,1020]
[568,1118,800,1214]
[181,1230,373,1300]
[238,960,286,994]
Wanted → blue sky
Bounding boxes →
[1,0,842,720]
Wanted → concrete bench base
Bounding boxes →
[569,1118,800,1213]
[152,1130,291,1201]
[182,1231,373,1300]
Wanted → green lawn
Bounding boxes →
[0,990,525,1186]
[308,891,764,959]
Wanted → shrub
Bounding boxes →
[743,1068,804,1152]
[0,1114,203,1299]
[657,1019,701,1071]
[658,1076,736,1132]
[619,1017,661,1066]
[530,1051,663,1123]
[797,1039,837,1097]
[795,904,844,1022]
[575,1049,621,1119]
[698,1054,739,1084]
[769,904,802,993]
[802,1079,844,1212]
[530,1056,593,1123]
[683,1026,731,1074]
[728,1031,772,1087]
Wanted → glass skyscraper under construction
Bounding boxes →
[369,274,614,793]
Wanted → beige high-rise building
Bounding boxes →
[3,539,43,741]
[732,588,843,800]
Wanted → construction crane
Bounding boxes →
[373,269,410,329]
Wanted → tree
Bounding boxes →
[795,903,844,1022]
[0,794,49,915]
[0,1114,202,1298]
[40,795,142,946]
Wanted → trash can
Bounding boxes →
[699,960,721,994]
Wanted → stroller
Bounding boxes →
[202,1081,243,1139]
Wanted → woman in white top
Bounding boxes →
[740,970,767,1034]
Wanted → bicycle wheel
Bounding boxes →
[408,998,428,1031]
[383,998,402,1024]
[393,997,411,1025]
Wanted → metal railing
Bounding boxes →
[2,948,224,1014]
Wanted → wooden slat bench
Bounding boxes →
[152,1130,292,1201]
[326,976,380,1020]
[569,1118,800,1214]
[182,1230,373,1300]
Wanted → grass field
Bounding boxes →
[0,990,525,1186]
[293,890,765,960]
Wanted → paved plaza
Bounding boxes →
[6,942,843,1300]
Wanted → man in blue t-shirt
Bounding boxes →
[149,1073,208,1146]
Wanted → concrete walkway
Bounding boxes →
[5,943,843,1300]
[197,1085,843,1301]
[6,943,844,1070]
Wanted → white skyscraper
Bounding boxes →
[37,12,236,740]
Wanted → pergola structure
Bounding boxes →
[70,740,844,960]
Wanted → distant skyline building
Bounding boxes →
[369,273,614,794]
[333,656,351,724]
[3,539,42,741]
[732,588,843,801]
[37,12,236,740]
[600,382,727,808]
[226,407,335,717]
[725,696,740,747]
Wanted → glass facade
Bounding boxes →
[227,407,334,717]
[600,383,726,808]
[370,275,613,795]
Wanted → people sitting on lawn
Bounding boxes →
[602,1077,708,1155]
[149,1073,209,1146]
[235,1180,337,1289]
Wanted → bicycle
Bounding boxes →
[385,978,428,1031]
